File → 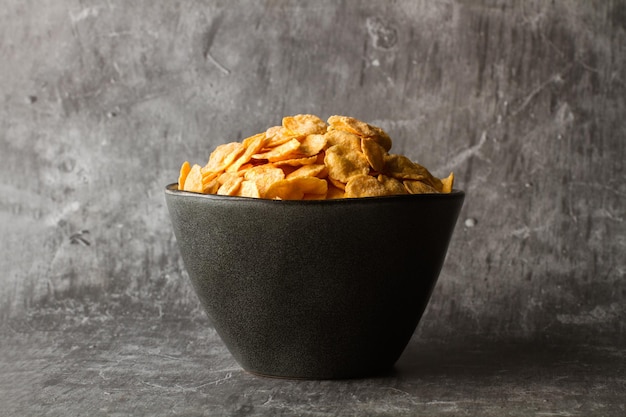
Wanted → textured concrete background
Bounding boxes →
[1,0,625,341]
[2,1,626,415]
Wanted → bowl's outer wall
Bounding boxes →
[165,186,465,378]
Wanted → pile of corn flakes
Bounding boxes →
[178,114,453,200]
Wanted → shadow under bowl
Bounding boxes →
[165,184,464,379]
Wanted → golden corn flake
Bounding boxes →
[328,177,346,191]
[264,180,304,200]
[282,114,327,136]
[204,142,245,173]
[217,171,240,185]
[441,172,454,194]
[403,180,438,194]
[368,125,392,152]
[295,177,328,195]
[378,175,408,195]
[273,154,318,167]
[238,180,261,198]
[298,134,327,157]
[217,175,243,196]
[327,115,374,137]
[178,161,191,190]
[326,184,346,199]
[244,164,285,197]
[182,163,204,193]
[345,174,388,198]
[252,138,301,162]
[286,164,326,179]
[324,145,370,183]
[226,133,266,173]
[203,177,220,194]
[324,129,361,151]
[265,177,328,200]
[384,154,428,181]
[177,114,454,199]
[201,168,219,182]
[361,137,386,173]
[264,126,297,147]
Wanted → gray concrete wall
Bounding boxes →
[1,0,624,341]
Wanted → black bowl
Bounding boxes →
[165,184,464,379]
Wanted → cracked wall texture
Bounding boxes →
[1,0,624,341]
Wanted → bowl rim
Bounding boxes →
[165,183,464,204]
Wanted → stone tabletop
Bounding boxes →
[2,312,625,416]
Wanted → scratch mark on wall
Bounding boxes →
[446,62,572,174]
[69,7,101,24]
[511,224,549,240]
[508,63,572,119]
[206,53,230,75]
[202,14,230,75]
[69,230,91,246]
[444,130,488,171]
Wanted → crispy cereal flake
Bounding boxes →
[176,114,453,199]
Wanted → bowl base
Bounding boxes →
[242,365,396,380]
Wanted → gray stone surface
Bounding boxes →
[2,315,625,417]
[1,0,625,415]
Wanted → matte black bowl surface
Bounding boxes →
[165,183,464,379]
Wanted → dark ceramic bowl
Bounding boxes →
[165,183,464,379]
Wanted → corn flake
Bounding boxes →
[178,161,191,190]
[345,175,388,198]
[177,114,454,200]
[324,145,370,183]
[282,114,327,136]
